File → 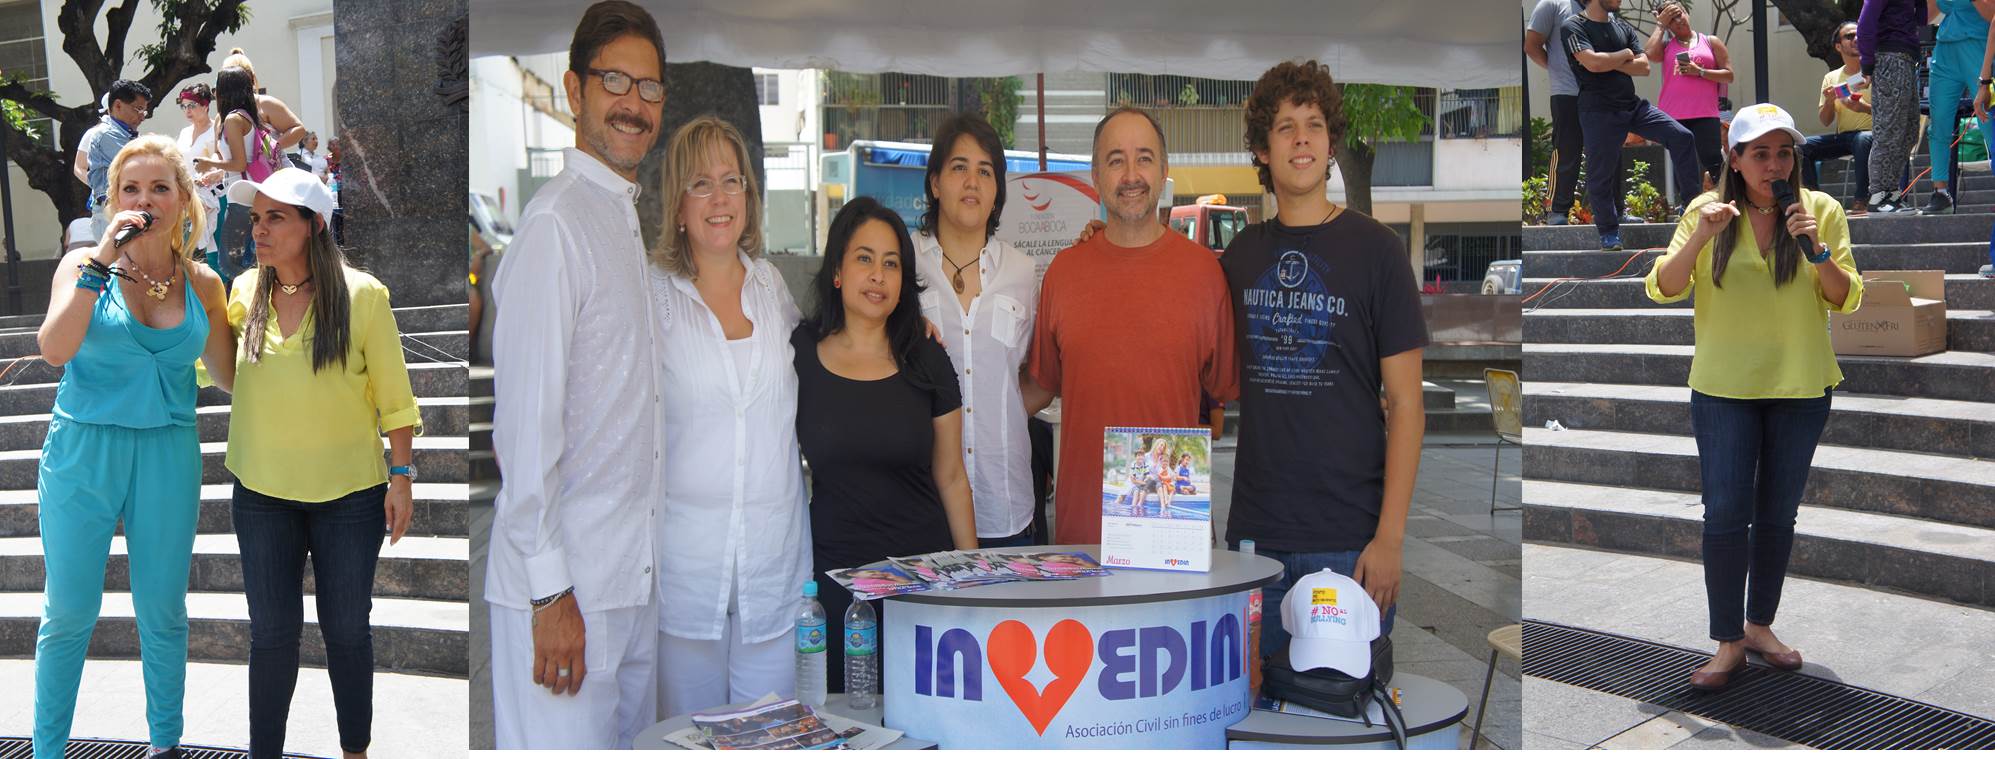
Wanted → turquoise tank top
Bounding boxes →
[51,270,207,428]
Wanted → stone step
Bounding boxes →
[0,337,467,386]
[471,421,491,452]
[0,591,467,676]
[0,482,472,539]
[1522,381,1995,460]
[0,437,469,491]
[0,533,467,601]
[1523,242,1992,279]
[0,362,467,418]
[1518,274,1995,310]
[1523,308,1995,353]
[471,449,498,482]
[1522,426,1995,529]
[1523,212,1995,250]
[0,397,469,451]
[1523,343,1995,403]
[470,365,492,397]
[1814,170,1995,194]
[0,304,468,333]
[470,395,493,424]
[1521,480,1995,608]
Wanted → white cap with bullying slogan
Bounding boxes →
[1281,568,1382,676]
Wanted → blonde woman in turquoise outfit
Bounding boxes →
[32,135,234,759]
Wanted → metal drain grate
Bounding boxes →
[0,738,325,758]
[1523,620,1995,750]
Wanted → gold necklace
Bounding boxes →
[119,254,175,301]
[276,273,312,296]
[1747,202,1777,215]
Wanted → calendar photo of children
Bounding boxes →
[1100,427,1214,522]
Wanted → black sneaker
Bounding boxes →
[1919,190,1953,215]
[1869,191,1906,214]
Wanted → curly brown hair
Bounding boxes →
[1244,60,1347,194]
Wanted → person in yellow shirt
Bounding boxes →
[1800,22,1878,215]
[220,168,420,759]
[1645,104,1862,693]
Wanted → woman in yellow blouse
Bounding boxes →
[1645,104,1862,693]
[221,168,420,759]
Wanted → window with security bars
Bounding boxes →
[0,0,54,150]
[756,73,780,106]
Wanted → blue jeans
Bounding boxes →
[1689,390,1832,642]
[1231,543,1397,656]
[233,481,387,757]
[1801,131,1873,202]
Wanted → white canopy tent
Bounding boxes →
[469,0,1520,88]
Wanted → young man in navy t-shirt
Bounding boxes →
[1223,60,1430,656]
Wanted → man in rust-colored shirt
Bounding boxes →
[1028,107,1238,545]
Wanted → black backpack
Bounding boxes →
[1262,636,1409,748]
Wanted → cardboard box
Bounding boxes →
[1831,270,1947,357]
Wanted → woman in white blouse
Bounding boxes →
[648,115,811,716]
[914,112,1053,547]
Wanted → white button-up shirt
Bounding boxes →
[651,254,811,643]
[485,148,663,613]
[914,233,1039,539]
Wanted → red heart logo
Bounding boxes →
[986,619,1094,735]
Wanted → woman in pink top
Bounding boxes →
[1647,2,1734,193]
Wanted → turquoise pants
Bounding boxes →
[1927,38,1995,185]
[34,418,201,758]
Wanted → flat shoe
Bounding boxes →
[1689,660,1745,692]
[1745,643,1803,671]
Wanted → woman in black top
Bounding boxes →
[793,197,976,692]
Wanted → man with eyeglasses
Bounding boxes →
[486,0,670,749]
[1802,21,1879,215]
[72,79,151,240]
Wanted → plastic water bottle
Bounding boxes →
[844,598,879,711]
[1240,540,1264,698]
[795,581,827,707]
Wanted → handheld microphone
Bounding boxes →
[1769,180,1816,255]
[112,210,153,248]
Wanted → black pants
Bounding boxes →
[233,481,388,757]
[1580,100,1700,236]
[1549,94,1623,217]
[1680,117,1725,193]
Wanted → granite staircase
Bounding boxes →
[0,304,472,677]
[1520,209,1995,610]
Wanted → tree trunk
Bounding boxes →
[637,62,765,248]
[1770,0,1862,70]
[1338,136,1377,217]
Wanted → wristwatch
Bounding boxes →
[389,464,418,482]
[1807,243,1832,265]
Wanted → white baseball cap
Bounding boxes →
[1281,569,1381,676]
[1728,103,1806,150]
[227,167,335,223]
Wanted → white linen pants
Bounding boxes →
[656,582,795,718]
[490,600,658,749]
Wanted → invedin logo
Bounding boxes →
[912,613,1244,734]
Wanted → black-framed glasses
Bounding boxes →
[688,174,746,198]
[588,68,665,103]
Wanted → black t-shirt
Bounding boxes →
[792,324,962,694]
[792,324,963,568]
[1219,212,1430,553]
[1561,13,1642,112]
